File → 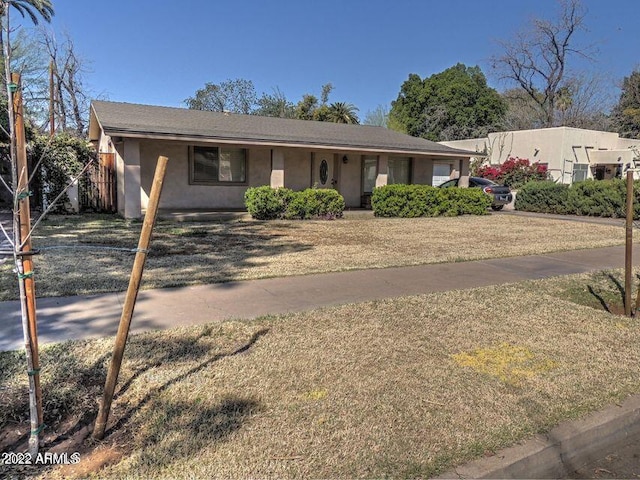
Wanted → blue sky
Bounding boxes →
[36,0,640,117]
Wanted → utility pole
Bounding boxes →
[13,72,43,454]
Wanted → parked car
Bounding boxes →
[438,176,513,211]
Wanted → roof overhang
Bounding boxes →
[89,101,480,159]
[100,128,476,158]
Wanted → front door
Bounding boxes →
[594,166,605,180]
[312,154,333,188]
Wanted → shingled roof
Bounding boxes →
[90,100,477,157]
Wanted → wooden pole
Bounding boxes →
[93,155,169,440]
[13,72,44,451]
[625,169,633,317]
[48,61,55,137]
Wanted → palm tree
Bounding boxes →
[0,0,54,87]
[328,102,360,124]
[0,0,53,24]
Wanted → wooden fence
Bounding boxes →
[80,153,116,212]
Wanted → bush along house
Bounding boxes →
[89,101,479,219]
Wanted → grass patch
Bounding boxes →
[0,213,633,300]
[532,268,640,315]
[1,276,639,478]
[452,343,558,386]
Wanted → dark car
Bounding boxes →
[438,176,513,211]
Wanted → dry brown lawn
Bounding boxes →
[0,213,631,300]
[1,276,639,479]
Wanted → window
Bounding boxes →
[432,163,452,186]
[573,163,588,183]
[438,178,459,188]
[190,146,247,184]
[362,156,378,194]
[388,156,411,185]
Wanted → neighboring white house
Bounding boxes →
[441,127,639,184]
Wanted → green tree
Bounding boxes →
[327,101,359,124]
[254,87,295,118]
[185,78,257,114]
[294,83,333,121]
[293,83,361,123]
[389,64,506,141]
[611,69,640,139]
[294,93,319,120]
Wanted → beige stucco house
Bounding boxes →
[441,127,639,184]
[89,101,478,219]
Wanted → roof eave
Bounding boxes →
[101,128,478,158]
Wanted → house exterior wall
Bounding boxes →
[138,140,271,210]
[285,149,312,190]
[95,124,473,217]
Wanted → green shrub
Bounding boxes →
[245,187,344,220]
[244,186,294,220]
[372,184,490,217]
[567,180,626,218]
[514,181,571,214]
[515,179,640,219]
[440,188,492,216]
[30,133,97,212]
[285,188,345,219]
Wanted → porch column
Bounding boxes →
[270,148,285,188]
[375,154,389,187]
[118,138,142,219]
[458,158,470,188]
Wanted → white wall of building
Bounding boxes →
[442,127,640,184]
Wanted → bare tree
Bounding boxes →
[363,104,389,127]
[502,73,613,131]
[492,0,594,128]
[185,78,257,114]
[557,73,614,130]
[41,30,90,136]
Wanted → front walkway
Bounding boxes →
[1,244,639,351]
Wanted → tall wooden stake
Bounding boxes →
[13,72,43,454]
[93,156,169,440]
[48,61,55,137]
[625,169,633,317]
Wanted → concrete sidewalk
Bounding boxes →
[2,244,639,351]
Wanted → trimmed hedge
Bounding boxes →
[514,181,570,214]
[371,184,491,217]
[567,180,625,218]
[244,186,295,220]
[284,188,346,219]
[515,179,640,219]
[244,186,345,220]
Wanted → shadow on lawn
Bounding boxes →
[104,328,268,438]
[0,326,268,478]
[586,273,639,315]
[22,215,315,299]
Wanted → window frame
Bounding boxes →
[572,163,589,183]
[188,145,248,186]
[388,156,412,185]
